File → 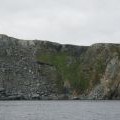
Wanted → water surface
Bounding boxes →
[0,100,120,120]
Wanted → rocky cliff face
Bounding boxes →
[0,34,120,100]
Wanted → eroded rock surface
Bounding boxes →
[0,34,120,100]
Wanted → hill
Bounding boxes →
[0,34,120,100]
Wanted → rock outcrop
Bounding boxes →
[0,34,120,100]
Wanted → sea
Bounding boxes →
[0,100,120,120]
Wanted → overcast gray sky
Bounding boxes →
[0,0,120,45]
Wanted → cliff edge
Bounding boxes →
[0,34,120,100]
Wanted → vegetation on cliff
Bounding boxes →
[0,34,120,100]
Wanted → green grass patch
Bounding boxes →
[36,52,90,93]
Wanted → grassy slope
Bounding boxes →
[36,50,89,94]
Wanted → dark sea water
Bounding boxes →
[0,100,120,120]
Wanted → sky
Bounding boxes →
[0,0,120,45]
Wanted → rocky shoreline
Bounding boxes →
[0,34,120,100]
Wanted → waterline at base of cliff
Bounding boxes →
[0,34,120,100]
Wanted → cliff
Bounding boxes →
[0,34,120,100]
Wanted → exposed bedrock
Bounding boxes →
[0,34,120,100]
